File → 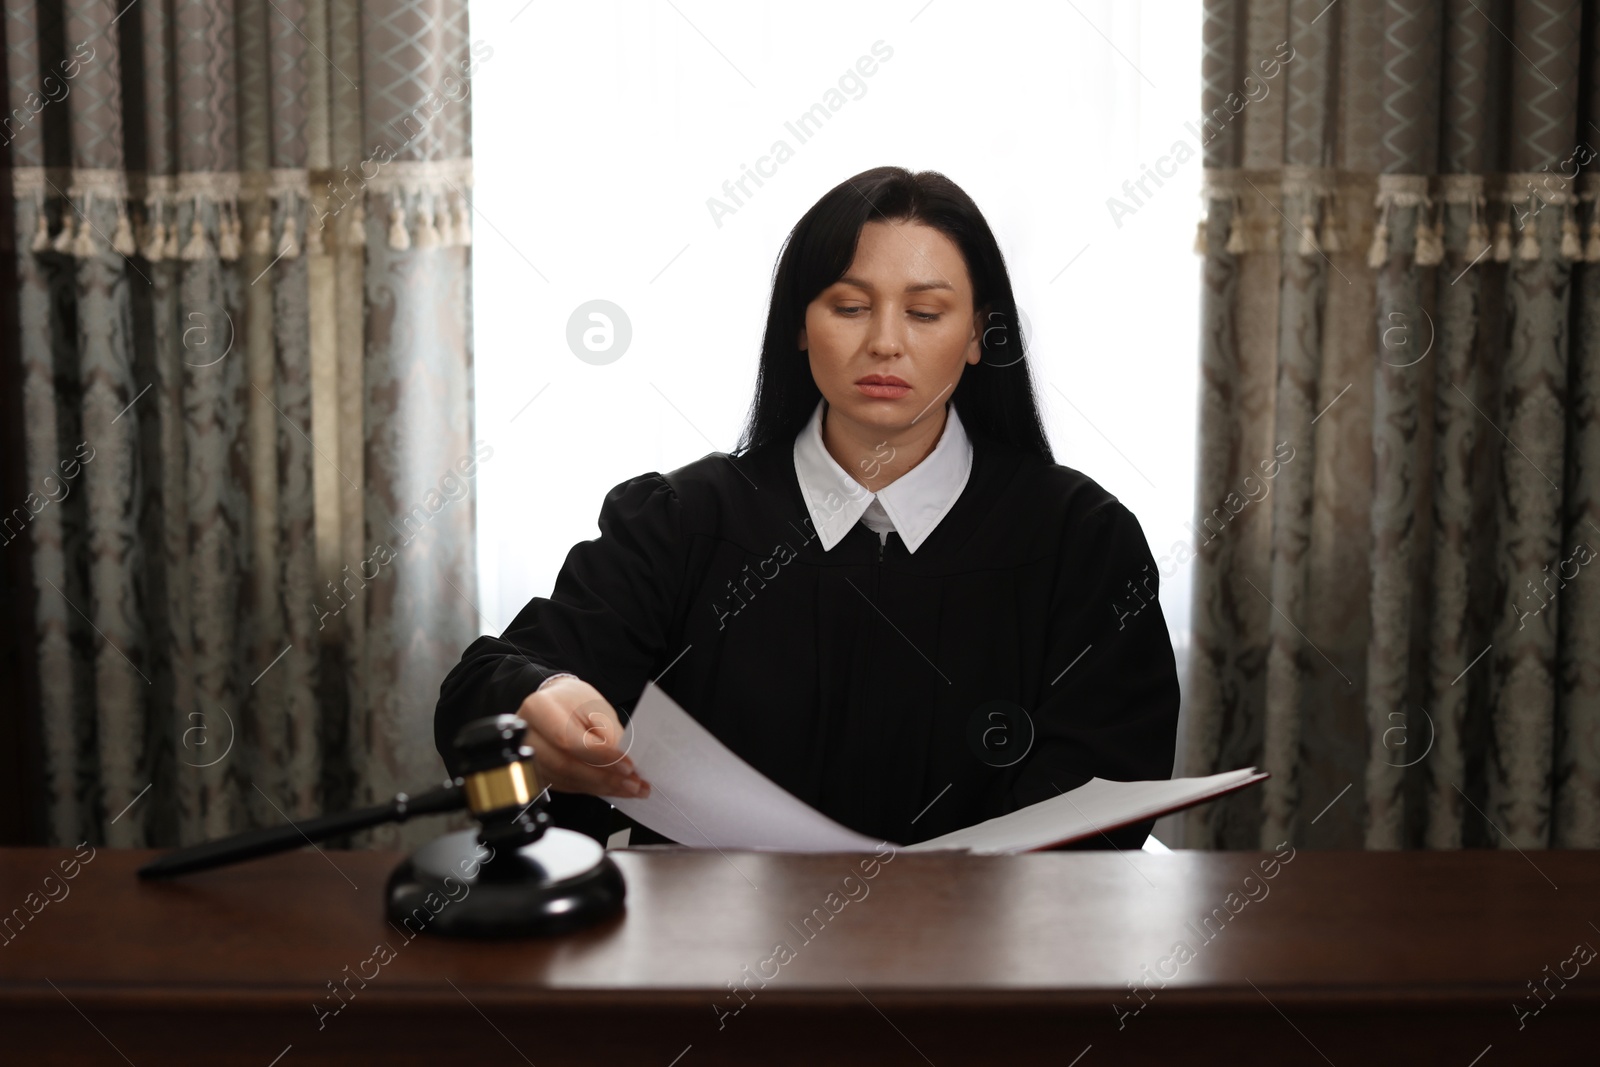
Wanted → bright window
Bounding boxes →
[468,1,1202,666]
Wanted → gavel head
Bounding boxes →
[452,714,552,853]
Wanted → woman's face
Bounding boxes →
[799,219,982,438]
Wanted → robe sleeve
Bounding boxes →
[432,472,686,777]
[1007,497,1181,850]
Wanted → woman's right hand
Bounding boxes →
[515,675,652,799]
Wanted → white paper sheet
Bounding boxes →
[900,767,1269,853]
[607,681,1266,853]
[606,681,885,852]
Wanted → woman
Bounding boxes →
[435,166,1179,850]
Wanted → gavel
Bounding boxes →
[138,715,627,938]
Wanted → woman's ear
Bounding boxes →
[966,308,985,365]
[797,326,807,352]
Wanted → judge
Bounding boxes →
[435,165,1179,850]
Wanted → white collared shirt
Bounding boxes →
[792,397,973,554]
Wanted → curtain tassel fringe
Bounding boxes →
[1491,218,1512,261]
[70,193,98,258]
[305,209,325,255]
[1297,211,1319,257]
[180,199,212,261]
[414,199,440,248]
[1559,204,1583,260]
[1466,216,1489,259]
[452,195,471,246]
[71,224,97,258]
[1224,203,1247,254]
[1366,220,1389,269]
[1414,212,1443,267]
[1192,216,1207,255]
[52,211,77,254]
[347,199,367,248]
[1585,215,1600,262]
[30,201,51,252]
[436,194,456,246]
[1318,208,1342,253]
[387,196,411,250]
[1517,210,1541,261]
[277,214,301,259]
[138,202,163,260]
[249,209,273,256]
[217,204,241,261]
[71,221,97,258]
[160,219,180,260]
[111,205,137,257]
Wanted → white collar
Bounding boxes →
[792,397,973,554]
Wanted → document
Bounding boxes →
[606,681,1267,853]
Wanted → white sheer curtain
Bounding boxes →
[468,0,1203,836]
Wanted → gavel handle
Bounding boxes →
[136,783,466,879]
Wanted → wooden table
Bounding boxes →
[1,843,1596,1065]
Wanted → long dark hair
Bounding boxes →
[734,166,1053,460]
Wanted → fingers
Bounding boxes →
[517,684,651,799]
[534,741,651,799]
[558,702,631,769]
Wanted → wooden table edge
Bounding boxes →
[2,980,1588,1013]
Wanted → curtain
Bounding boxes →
[5,0,480,849]
[1184,0,1600,849]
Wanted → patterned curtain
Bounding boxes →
[5,0,479,849]
[1184,0,1600,850]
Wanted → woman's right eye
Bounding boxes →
[836,305,866,315]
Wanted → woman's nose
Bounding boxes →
[866,307,905,356]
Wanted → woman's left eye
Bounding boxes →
[834,306,938,321]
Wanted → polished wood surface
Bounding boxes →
[2,843,1596,1064]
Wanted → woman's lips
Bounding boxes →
[856,375,910,399]
[856,382,911,399]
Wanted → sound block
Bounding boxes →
[386,827,626,938]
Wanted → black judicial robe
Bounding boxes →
[434,425,1180,850]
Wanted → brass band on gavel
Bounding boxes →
[463,760,538,815]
